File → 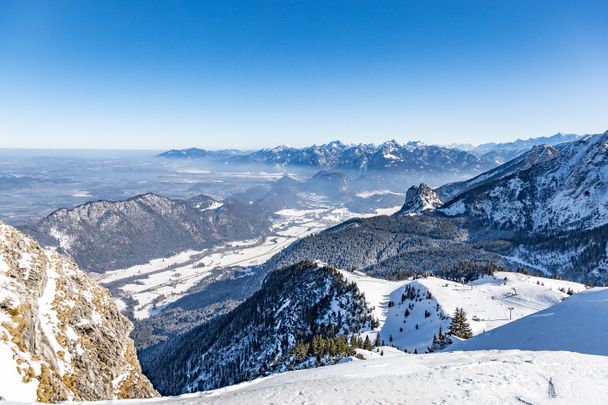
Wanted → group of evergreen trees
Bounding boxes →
[428,307,473,352]
[429,326,452,352]
[292,333,378,363]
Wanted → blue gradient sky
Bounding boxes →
[1,0,607,149]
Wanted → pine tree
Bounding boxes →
[374,333,382,347]
[363,335,373,351]
[429,326,452,352]
[293,340,309,361]
[449,308,473,339]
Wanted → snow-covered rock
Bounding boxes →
[0,221,157,402]
[397,183,443,215]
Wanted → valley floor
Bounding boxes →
[46,350,608,405]
[96,205,400,319]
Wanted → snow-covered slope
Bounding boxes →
[441,132,608,233]
[0,222,157,402]
[447,287,608,355]
[436,143,559,202]
[82,350,608,405]
[341,270,585,353]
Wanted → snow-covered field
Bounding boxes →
[341,270,585,353]
[449,287,608,356]
[99,205,401,319]
[53,350,608,405]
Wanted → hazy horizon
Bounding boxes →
[0,130,599,152]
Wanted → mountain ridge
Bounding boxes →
[157,140,493,173]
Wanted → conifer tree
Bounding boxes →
[363,335,373,351]
[449,308,473,339]
[374,333,382,347]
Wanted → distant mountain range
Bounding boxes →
[449,132,581,164]
[159,140,493,173]
[263,131,608,284]
[158,133,581,172]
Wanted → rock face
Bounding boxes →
[0,221,158,402]
[397,183,443,215]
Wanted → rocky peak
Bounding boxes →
[0,221,158,402]
[525,144,558,166]
[397,183,443,215]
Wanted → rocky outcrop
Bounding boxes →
[397,183,443,215]
[0,221,158,402]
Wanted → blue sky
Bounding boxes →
[1,0,607,149]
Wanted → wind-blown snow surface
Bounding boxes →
[448,288,608,356]
[341,270,584,353]
[62,350,608,405]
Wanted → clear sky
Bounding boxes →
[1,0,607,150]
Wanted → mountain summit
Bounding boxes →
[397,183,443,215]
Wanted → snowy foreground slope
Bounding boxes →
[448,288,608,355]
[51,350,608,405]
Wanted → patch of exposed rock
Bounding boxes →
[0,221,158,402]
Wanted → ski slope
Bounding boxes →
[341,270,585,353]
[448,287,608,355]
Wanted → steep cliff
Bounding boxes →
[0,221,158,402]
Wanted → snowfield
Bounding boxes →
[38,350,608,405]
[448,287,608,355]
[341,270,585,353]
